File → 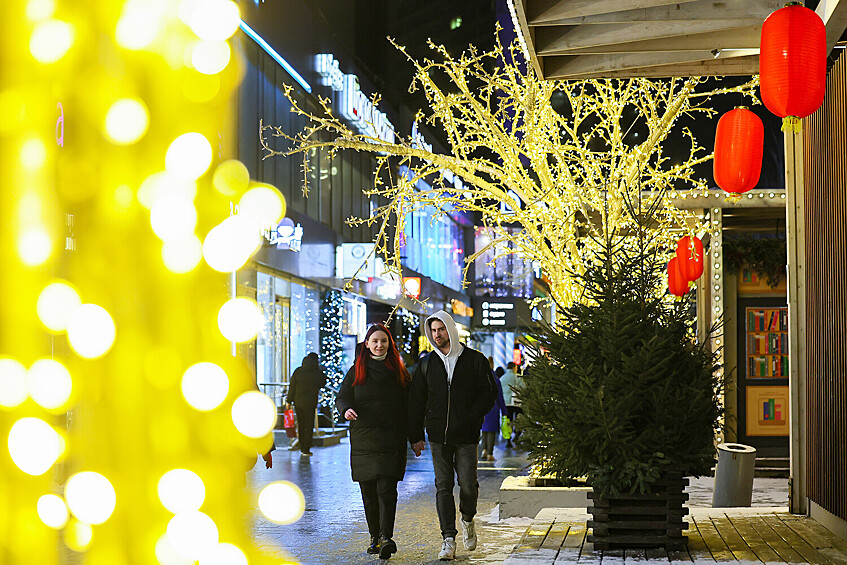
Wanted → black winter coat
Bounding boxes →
[407,346,496,445]
[336,358,410,482]
[287,363,326,409]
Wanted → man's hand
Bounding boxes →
[262,452,273,469]
[344,409,358,421]
[411,440,425,457]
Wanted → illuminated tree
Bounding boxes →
[261,32,758,307]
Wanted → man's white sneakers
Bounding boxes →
[438,537,456,560]
[460,518,477,551]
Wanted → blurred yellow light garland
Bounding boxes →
[1,1,298,563]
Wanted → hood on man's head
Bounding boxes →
[424,310,460,356]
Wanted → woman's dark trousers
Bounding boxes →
[359,479,399,539]
[295,404,316,453]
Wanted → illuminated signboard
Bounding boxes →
[471,297,532,329]
[314,54,396,145]
[403,277,422,299]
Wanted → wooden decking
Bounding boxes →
[504,507,847,563]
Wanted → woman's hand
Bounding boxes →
[345,408,358,421]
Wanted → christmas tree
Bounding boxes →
[318,289,344,420]
[517,195,723,497]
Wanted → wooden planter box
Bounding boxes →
[587,471,689,551]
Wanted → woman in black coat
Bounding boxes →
[286,352,326,456]
[336,323,411,560]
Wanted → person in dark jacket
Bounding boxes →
[286,352,326,456]
[480,368,507,461]
[408,310,496,561]
[336,323,411,560]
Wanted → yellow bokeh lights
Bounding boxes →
[162,235,204,273]
[231,391,276,439]
[66,303,116,359]
[104,98,150,145]
[26,0,55,21]
[202,215,262,273]
[158,469,206,513]
[181,362,229,412]
[29,19,74,64]
[217,298,262,343]
[212,159,250,196]
[0,358,29,408]
[7,417,64,476]
[17,227,52,266]
[239,183,286,230]
[189,0,240,41]
[138,170,198,210]
[257,482,306,525]
[155,533,196,565]
[166,511,219,560]
[64,471,117,525]
[191,40,232,75]
[37,281,82,332]
[64,519,93,552]
[28,358,73,410]
[166,133,213,180]
[20,137,47,170]
[199,542,249,565]
[151,194,198,242]
[37,494,70,529]
[115,1,164,50]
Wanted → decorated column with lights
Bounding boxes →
[708,208,725,441]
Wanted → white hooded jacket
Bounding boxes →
[424,310,464,384]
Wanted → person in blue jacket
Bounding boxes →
[480,367,507,461]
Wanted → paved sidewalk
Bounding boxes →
[504,507,847,564]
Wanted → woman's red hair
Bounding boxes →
[353,323,411,387]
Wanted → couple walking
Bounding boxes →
[336,310,496,560]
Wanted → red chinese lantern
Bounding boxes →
[760,3,826,131]
[667,257,688,297]
[676,236,704,281]
[714,108,763,194]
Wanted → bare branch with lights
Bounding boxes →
[261,32,759,307]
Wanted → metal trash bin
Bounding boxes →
[712,443,757,507]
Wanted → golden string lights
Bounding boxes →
[262,31,758,308]
[2,1,301,563]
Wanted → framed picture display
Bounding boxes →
[745,385,789,436]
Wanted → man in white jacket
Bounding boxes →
[408,310,495,561]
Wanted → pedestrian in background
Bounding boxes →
[286,352,326,457]
[499,362,524,448]
[336,323,411,560]
[408,310,496,561]
[480,367,507,461]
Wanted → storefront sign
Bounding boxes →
[471,297,531,329]
[267,217,303,251]
[315,54,396,145]
[336,243,375,281]
[403,277,421,299]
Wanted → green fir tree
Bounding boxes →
[517,197,723,497]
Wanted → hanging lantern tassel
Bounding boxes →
[667,257,689,297]
[676,236,704,281]
[781,116,802,134]
[760,3,826,129]
[713,107,763,195]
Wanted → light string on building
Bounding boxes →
[260,31,760,310]
[318,289,344,418]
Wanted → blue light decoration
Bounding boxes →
[239,21,312,93]
[398,308,418,356]
[318,289,344,419]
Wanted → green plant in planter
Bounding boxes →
[517,209,724,497]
